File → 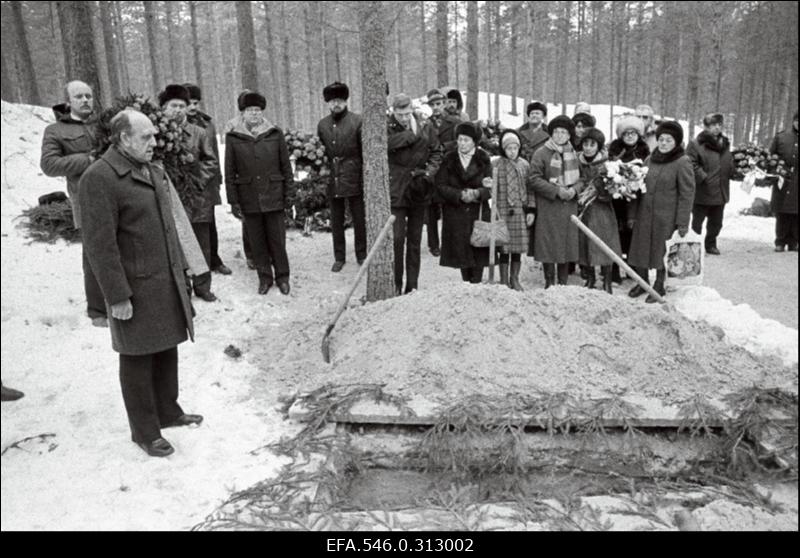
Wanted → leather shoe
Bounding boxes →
[196,291,217,302]
[628,284,648,298]
[331,261,345,272]
[774,245,786,252]
[789,245,799,252]
[162,413,203,428]
[429,247,441,257]
[137,437,174,457]
[357,258,365,266]
[246,259,256,270]
[278,282,290,295]
[706,246,721,255]
[213,264,233,275]
[91,316,109,328]
[1,384,24,402]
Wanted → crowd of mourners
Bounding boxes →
[2,77,795,460]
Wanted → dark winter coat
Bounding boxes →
[186,111,222,206]
[225,119,293,214]
[436,148,493,268]
[578,150,621,266]
[517,122,550,162]
[78,146,194,356]
[317,109,364,199]
[686,132,733,206]
[769,127,798,215]
[428,113,461,152]
[607,138,650,163]
[628,152,695,270]
[175,120,219,222]
[40,107,98,228]
[387,113,444,208]
[527,144,585,263]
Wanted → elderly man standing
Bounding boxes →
[79,110,202,458]
[687,113,734,255]
[183,83,231,276]
[769,112,798,252]
[635,104,658,152]
[40,80,107,327]
[517,101,550,162]
[159,84,220,300]
[317,82,367,272]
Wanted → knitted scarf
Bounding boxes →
[498,157,528,207]
[544,138,580,186]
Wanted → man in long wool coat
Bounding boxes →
[79,110,203,458]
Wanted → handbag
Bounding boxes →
[470,172,510,247]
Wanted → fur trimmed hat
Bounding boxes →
[547,115,575,137]
[445,88,464,110]
[581,128,606,151]
[323,82,349,102]
[426,88,446,104]
[526,101,547,117]
[572,112,596,128]
[238,91,267,111]
[183,83,202,101]
[158,84,190,107]
[655,120,684,146]
[702,112,724,126]
[455,121,482,143]
[615,115,645,139]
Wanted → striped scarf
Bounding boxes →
[544,138,580,187]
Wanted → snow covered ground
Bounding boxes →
[1,100,796,530]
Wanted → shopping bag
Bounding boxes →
[663,230,704,288]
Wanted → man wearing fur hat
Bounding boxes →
[440,87,469,121]
[769,112,798,251]
[686,112,733,255]
[159,84,220,300]
[183,83,231,276]
[517,101,550,163]
[387,93,444,294]
[317,82,367,272]
[40,80,107,327]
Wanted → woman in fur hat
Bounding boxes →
[628,121,694,303]
[527,115,584,288]
[492,130,534,290]
[577,128,619,294]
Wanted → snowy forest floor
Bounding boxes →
[1,101,796,530]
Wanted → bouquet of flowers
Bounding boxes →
[578,159,648,215]
[731,143,791,185]
[284,130,329,177]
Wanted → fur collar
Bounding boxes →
[650,145,686,164]
[608,138,650,162]
[696,131,730,153]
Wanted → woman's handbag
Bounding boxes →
[470,170,510,247]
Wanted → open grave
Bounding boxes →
[195,284,798,531]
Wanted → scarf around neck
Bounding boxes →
[650,145,686,164]
[544,137,580,187]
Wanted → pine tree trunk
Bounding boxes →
[528,3,536,100]
[1,50,17,102]
[58,0,103,107]
[263,1,283,123]
[576,0,583,101]
[357,1,394,302]
[621,3,630,107]
[589,0,598,102]
[466,0,479,119]
[394,20,403,93]
[189,1,204,94]
[686,32,702,138]
[280,2,295,130]
[113,1,130,93]
[99,1,122,100]
[560,1,570,113]
[609,2,616,128]
[303,4,317,130]
[235,1,259,92]
[13,1,42,105]
[492,1,500,121]
[164,1,180,81]
[419,1,428,91]
[143,1,162,92]
[453,2,459,90]
[435,0,449,86]
[509,2,518,115]
[87,1,110,105]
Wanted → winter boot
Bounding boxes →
[499,263,510,287]
[612,263,623,284]
[257,271,273,295]
[510,261,524,291]
[628,267,649,298]
[556,263,570,286]
[582,266,596,289]
[543,264,556,289]
[601,266,613,294]
[646,269,667,303]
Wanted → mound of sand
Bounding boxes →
[328,283,797,404]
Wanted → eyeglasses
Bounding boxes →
[622,130,639,136]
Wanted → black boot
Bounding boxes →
[556,263,569,285]
[582,266,596,289]
[499,263,510,287]
[646,269,666,303]
[257,272,272,295]
[612,263,623,284]
[510,261,524,291]
[628,267,649,298]
[601,266,613,294]
[543,264,556,289]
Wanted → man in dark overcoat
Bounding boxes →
[317,82,367,272]
[79,110,202,458]
[769,112,798,252]
[40,80,106,326]
[517,101,550,162]
[387,93,443,294]
[686,112,734,255]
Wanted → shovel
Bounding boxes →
[321,214,396,363]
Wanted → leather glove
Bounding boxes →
[231,204,243,220]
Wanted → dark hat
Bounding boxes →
[526,101,547,117]
[547,115,575,137]
[183,83,202,101]
[392,93,412,110]
[323,82,349,102]
[702,112,724,126]
[445,88,464,110]
[455,121,482,143]
[499,129,522,157]
[655,120,684,146]
[572,112,596,128]
[581,128,606,151]
[238,92,267,111]
[426,88,446,104]
[158,84,190,107]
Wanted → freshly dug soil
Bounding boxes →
[328,283,797,404]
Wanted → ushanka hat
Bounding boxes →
[655,120,684,146]
[323,82,349,102]
[182,83,202,101]
[702,112,724,126]
[158,84,190,107]
[238,91,267,111]
[526,101,547,117]
[547,115,575,136]
[572,112,596,128]
[615,114,645,139]
[455,121,482,143]
[581,128,606,151]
